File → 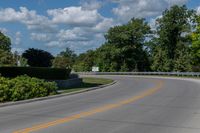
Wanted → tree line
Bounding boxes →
[0,5,200,72]
[74,5,200,72]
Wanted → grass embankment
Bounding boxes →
[60,77,113,93]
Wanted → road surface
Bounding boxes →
[0,75,200,133]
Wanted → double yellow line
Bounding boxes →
[13,80,164,133]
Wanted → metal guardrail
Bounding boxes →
[74,72,200,77]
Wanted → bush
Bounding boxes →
[0,67,71,80]
[0,75,57,102]
[0,77,12,102]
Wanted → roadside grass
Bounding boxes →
[59,77,113,93]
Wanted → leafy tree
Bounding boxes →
[97,18,151,72]
[59,48,76,58]
[0,49,16,66]
[73,18,151,72]
[0,32,11,51]
[53,47,77,69]
[151,47,172,71]
[52,56,71,68]
[0,33,18,66]
[191,15,200,71]
[73,50,96,72]
[105,18,151,48]
[22,48,54,67]
[95,43,119,72]
[12,51,28,67]
[174,48,192,72]
[59,48,76,67]
[151,5,195,71]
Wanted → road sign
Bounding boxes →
[92,67,99,72]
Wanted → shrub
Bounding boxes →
[0,75,57,102]
[0,77,12,102]
[0,67,71,80]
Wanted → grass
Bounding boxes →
[59,77,114,93]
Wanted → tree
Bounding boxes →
[52,56,71,68]
[97,18,151,72]
[0,32,11,52]
[59,48,76,59]
[95,43,119,72]
[151,5,195,71]
[191,15,200,71]
[151,47,172,71]
[73,50,96,72]
[0,32,15,66]
[0,49,16,66]
[173,48,192,72]
[53,47,77,69]
[22,48,54,67]
[12,51,28,67]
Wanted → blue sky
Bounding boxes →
[0,0,199,55]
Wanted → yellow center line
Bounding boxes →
[13,80,164,133]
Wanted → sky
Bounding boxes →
[0,0,200,55]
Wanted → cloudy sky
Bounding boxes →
[0,0,199,55]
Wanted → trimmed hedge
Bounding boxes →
[0,67,71,80]
[0,75,57,102]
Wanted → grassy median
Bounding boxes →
[60,77,113,93]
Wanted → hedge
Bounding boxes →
[0,75,57,102]
[0,67,71,80]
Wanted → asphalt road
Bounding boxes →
[0,75,200,133]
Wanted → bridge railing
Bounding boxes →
[74,72,200,77]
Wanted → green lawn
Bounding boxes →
[60,77,113,93]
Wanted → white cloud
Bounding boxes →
[30,33,52,42]
[0,5,116,53]
[15,31,21,45]
[0,7,56,32]
[0,27,8,34]
[165,0,188,6]
[46,39,104,54]
[112,0,189,22]
[11,47,24,54]
[197,6,200,15]
[81,0,103,10]
[46,41,62,48]
[44,9,116,49]
[57,28,90,42]
[92,18,116,32]
[47,6,102,26]
[45,25,107,53]
[55,17,116,43]
[0,7,25,22]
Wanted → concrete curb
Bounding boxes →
[0,80,117,108]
